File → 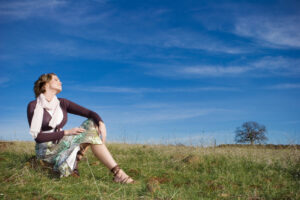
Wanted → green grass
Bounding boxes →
[0,141,299,200]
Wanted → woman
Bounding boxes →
[27,73,134,183]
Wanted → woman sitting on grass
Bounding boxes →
[27,73,134,183]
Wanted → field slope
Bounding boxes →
[0,141,299,199]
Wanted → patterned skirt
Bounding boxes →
[35,119,102,177]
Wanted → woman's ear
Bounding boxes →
[43,82,49,93]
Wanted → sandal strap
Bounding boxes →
[76,151,84,161]
[71,169,80,177]
[111,165,134,184]
[121,176,132,184]
[111,165,121,175]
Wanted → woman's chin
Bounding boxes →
[56,88,62,94]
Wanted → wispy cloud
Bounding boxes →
[70,86,161,93]
[0,0,67,20]
[234,15,300,49]
[100,105,233,124]
[144,56,300,78]
[251,56,300,76]
[265,83,300,90]
[0,77,9,85]
[69,85,239,93]
[1,1,250,55]
[179,65,250,76]
[63,26,249,55]
[38,40,111,58]
[143,64,252,78]
[192,1,300,50]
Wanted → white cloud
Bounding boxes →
[69,85,239,93]
[71,86,161,93]
[0,0,111,28]
[252,56,300,76]
[103,106,232,124]
[192,2,300,50]
[144,56,300,78]
[39,40,110,58]
[0,0,67,20]
[265,83,300,90]
[148,29,247,54]
[0,1,251,56]
[234,15,300,49]
[1,0,246,55]
[62,26,249,54]
[179,65,250,76]
[143,64,252,78]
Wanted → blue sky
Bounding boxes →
[0,0,299,145]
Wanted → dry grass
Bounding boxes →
[0,141,299,199]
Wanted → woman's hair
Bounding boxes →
[34,73,57,98]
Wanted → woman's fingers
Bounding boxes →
[72,127,85,135]
[65,127,85,136]
[77,127,85,132]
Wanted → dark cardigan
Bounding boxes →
[27,98,103,143]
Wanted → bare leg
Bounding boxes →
[90,144,117,169]
[91,144,134,183]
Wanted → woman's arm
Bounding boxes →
[35,131,64,143]
[62,99,107,143]
[61,98,103,127]
[27,101,65,143]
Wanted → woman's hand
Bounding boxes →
[97,121,107,143]
[64,127,85,136]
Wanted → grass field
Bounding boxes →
[0,141,299,199]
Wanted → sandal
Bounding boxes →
[71,144,90,178]
[77,143,90,161]
[111,165,134,184]
[71,168,80,177]
[72,144,89,177]
[76,151,84,161]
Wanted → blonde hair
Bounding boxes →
[33,73,57,98]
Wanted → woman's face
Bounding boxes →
[46,75,62,94]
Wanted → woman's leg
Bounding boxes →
[90,144,134,183]
[90,144,117,169]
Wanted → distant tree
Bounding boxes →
[235,121,267,145]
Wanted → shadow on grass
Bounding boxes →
[25,155,61,179]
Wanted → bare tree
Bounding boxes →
[235,121,267,145]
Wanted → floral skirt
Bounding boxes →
[35,119,102,177]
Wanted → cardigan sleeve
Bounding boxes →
[27,101,64,143]
[61,98,103,127]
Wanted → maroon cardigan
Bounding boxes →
[27,98,103,143]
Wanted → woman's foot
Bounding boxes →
[111,165,134,184]
[71,168,80,177]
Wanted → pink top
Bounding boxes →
[27,98,103,143]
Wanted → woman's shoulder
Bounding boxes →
[58,98,72,107]
[28,98,73,110]
[58,98,69,103]
[27,99,37,113]
[27,99,37,107]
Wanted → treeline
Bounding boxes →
[217,144,300,149]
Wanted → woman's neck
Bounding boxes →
[43,91,56,102]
